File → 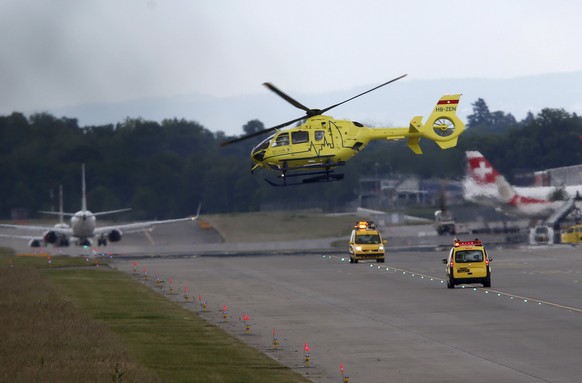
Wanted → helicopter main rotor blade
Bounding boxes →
[220,115,306,147]
[263,82,315,115]
[319,74,407,115]
[220,74,407,147]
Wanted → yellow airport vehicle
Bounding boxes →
[221,75,465,186]
[442,239,492,288]
[348,221,386,263]
[561,224,582,245]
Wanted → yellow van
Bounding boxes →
[348,221,386,263]
[561,224,582,245]
[442,239,492,288]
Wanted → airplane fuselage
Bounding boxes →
[70,210,96,240]
[464,151,582,221]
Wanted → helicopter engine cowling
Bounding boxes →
[107,229,123,242]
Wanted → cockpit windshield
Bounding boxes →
[251,134,274,162]
[252,135,273,153]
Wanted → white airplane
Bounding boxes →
[0,185,71,247]
[0,164,200,247]
[463,150,582,219]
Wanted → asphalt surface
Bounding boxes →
[4,220,582,382]
[112,244,582,383]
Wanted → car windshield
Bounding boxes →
[455,250,484,263]
[355,234,381,244]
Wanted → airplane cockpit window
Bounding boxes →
[314,130,325,141]
[273,133,290,147]
[292,131,309,144]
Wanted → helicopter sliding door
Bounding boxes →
[290,130,313,161]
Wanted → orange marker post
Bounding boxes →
[184,286,190,302]
[272,328,278,349]
[196,295,207,311]
[223,305,228,322]
[243,313,250,333]
[168,276,174,294]
[304,343,310,367]
[341,362,349,382]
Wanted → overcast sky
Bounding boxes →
[1,0,581,117]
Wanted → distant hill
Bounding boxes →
[40,71,582,135]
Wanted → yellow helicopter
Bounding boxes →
[221,74,465,186]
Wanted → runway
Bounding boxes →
[113,245,582,383]
[3,219,581,382]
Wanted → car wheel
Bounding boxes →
[483,277,491,288]
[349,257,354,264]
[447,277,455,289]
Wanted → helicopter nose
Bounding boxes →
[252,149,265,162]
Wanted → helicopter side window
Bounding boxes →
[273,133,290,147]
[314,130,325,141]
[292,131,309,144]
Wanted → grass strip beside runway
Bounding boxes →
[0,251,159,382]
[1,250,309,383]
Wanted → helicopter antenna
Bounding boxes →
[220,74,407,147]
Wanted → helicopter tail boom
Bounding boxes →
[406,94,464,154]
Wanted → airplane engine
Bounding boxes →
[43,231,59,244]
[29,239,42,247]
[107,229,122,242]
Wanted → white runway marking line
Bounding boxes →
[324,255,582,315]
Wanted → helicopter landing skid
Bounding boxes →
[265,170,344,187]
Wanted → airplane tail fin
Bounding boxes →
[81,164,87,212]
[59,185,64,225]
[465,150,519,203]
[81,163,132,216]
[407,94,465,154]
[495,175,519,204]
[465,151,501,185]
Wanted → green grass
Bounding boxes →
[0,250,309,383]
[0,251,159,382]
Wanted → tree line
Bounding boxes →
[0,99,581,219]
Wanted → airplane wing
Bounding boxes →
[0,223,72,235]
[93,208,132,217]
[0,232,43,241]
[39,208,132,217]
[94,204,201,235]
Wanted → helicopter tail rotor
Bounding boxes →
[406,94,465,154]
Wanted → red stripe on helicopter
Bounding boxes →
[437,99,459,105]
